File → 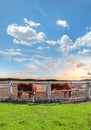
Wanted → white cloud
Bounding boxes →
[75,31,91,47]
[0,48,29,62]
[6,18,91,56]
[37,46,43,50]
[0,48,22,56]
[58,35,74,53]
[46,40,57,45]
[7,19,45,46]
[46,35,74,54]
[45,31,91,55]
[13,57,28,62]
[78,49,91,55]
[24,18,41,27]
[56,19,69,29]
[58,35,72,45]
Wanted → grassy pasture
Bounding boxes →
[0,101,91,130]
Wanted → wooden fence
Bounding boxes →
[0,81,91,103]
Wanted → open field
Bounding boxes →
[0,101,91,130]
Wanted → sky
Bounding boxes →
[0,0,91,80]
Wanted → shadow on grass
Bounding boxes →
[0,99,90,106]
[0,99,61,106]
[0,99,39,105]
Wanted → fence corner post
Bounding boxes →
[47,83,51,102]
[86,82,90,100]
[8,82,12,100]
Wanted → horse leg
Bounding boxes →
[64,91,67,98]
[69,91,72,98]
[17,92,22,99]
[29,93,32,99]
[17,92,20,98]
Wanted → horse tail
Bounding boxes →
[33,84,38,94]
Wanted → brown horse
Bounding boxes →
[17,83,38,99]
[51,82,72,98]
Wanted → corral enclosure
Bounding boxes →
[0,81,91,103]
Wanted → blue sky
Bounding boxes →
[0,0,91,80]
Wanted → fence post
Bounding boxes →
[32,94,35,102]
[32,84,35,102]
[47,83,51,102]
[86,82,90,100]
[8,82,12,100]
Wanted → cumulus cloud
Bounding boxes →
[7,19,45,46]
[75,31,91,47]
[58,35,74,53]
[46,35,74,54]
[56,19,69,29]
[6,18,91,56]
[45,31,91,55]
[67,31,91,54]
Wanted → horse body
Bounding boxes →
[17,83,38,99]
[51,82,72,98]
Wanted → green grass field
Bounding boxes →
[0,101,91,130]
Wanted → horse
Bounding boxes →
[51,82,72,98]
[17,83,38,99]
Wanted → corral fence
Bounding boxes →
[0,81,91,103]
